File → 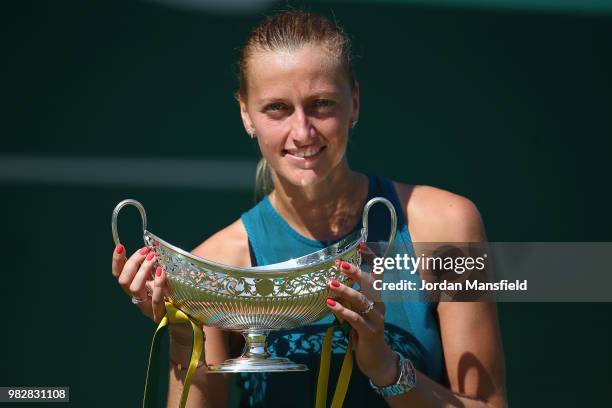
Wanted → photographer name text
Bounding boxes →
[373,279,528,292]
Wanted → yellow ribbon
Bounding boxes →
[143,302,352,408]
[315,324,354,408]
[143,302,203,408]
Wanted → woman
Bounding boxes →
[112,10,506,408]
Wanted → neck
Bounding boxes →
[269,161,369,241]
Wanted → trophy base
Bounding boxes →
[208,357,308,373]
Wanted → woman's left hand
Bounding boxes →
[327,248,400,387]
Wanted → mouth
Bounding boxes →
[283,145,326,160]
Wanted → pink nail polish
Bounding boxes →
[115,244,124,255]
[146,252,155,261]
[156,267,162,277]
[326,298,336,307]
[139,247,149,255]
[341,261,351,270]
[330,279,340,288]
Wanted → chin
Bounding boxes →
[281,169,326,188]
[274,155,346,188]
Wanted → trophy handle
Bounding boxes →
[111,199,148,246]
[361,197,397,259]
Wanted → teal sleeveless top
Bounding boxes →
[239,175,444,407]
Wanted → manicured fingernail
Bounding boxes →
[326,298,336,307]
[139,247,149,255]
[115,244,124,254]
[156,266,162,277]
[330,279,340,288]
[341,261,351,270]
[146,252,155,261]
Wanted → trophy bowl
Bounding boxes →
[112,197,396,372]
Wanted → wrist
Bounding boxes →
[169,341,208,386]
[170,341,206,364]
[169,324,199,347]
[368,348,400,387]
[369,351,417,397]
[169,327,206,368]
[169,358,209,387]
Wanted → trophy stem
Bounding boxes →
[243,330,271,359]
[207,329,308,373]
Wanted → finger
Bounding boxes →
[130,250,157,300]
[339,260,364,282]
[338,260,371,292]
[127,279,155,320]
[117,246,150,296]
[151,266,167,324]
[325,297,373,336]
[111,244,127,277]
[145,280,155,298]
[329,279,384,322]
[358,242,377,263]
[339,260,382,303]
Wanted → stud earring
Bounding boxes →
[247,128,256,138]
[351,120,358,129]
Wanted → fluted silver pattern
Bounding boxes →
[152,234,361,329]
[112,197,397,372]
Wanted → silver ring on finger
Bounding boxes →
[359,298,375,316]
[131,296,146,305]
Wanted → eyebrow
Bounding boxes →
[257,91,341,105]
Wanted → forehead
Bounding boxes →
[246,45,350,100]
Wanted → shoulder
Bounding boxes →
[191,218,252,267]
[392,182,485,242]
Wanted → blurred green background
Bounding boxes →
[1,0,611,406]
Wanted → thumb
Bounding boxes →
[151,266,167,324]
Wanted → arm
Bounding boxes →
[329,273,505,408]
[373,301,505,408]
[386,184,506,407]
[166,219,251,408]
[327,185,506,408]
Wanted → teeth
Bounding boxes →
[291,147,323,158]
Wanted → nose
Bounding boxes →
[290,108,314,145]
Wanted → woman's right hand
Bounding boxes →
[111,244,194,344]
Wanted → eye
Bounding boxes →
[313,99,335,109]
[265,102,288,112]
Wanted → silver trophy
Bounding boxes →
[112,197,396,372]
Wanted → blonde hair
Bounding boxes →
[254,156,274,200]
[236,10,356,200]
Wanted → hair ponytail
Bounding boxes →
[254,156,274,201]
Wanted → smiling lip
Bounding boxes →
[284,146,326,159]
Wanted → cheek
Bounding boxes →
[257,138,275,157]
[256,120,287,145]
[321,120,349,148]
[256,132,284,164]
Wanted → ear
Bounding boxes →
[239,95,254,134]
[350,81,360,126]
